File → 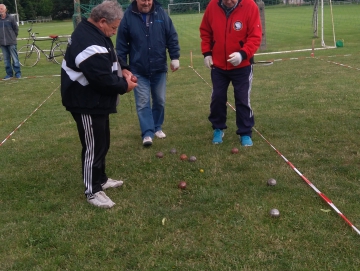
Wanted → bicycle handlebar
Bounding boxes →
[27,24,60,41]
[30,32,39,39]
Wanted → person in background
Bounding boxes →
[200,0,262,146]
[61,0,137,208]
[0,4,21,80]
[116,0,180,146]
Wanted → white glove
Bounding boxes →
[227,52,242,66]
[170,59,180,71]
[204,56,213,69]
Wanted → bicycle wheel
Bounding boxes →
[18,44,40,67]
[52,42,68,64]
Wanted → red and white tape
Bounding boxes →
[0,85,60,147]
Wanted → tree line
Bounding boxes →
[0,0,93,21]
[3,0,345,21]
[2,0,209,21]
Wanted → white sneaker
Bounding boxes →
[143,136,153,146]
[102,178,123,190]
[87,191,115,208]
[155,130,166,139]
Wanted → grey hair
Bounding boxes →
[90,0,123,23]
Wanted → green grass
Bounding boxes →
[1,5,360,270]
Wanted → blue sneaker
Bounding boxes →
[15,74,21,79]
[3,75,12,80]
[212,129,224,144]
[241,136,253,147]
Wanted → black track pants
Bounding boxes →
[209,65,254,137]
[71,113,110,197]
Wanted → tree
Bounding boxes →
[19,0,38,20]
[37,0,53,16]
[51,0,73,19]
[1,0,15,13]
[1,0,72,20]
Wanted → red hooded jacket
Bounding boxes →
[200,0,262,70]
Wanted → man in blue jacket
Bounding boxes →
[116,0,180,146]
[61,0,137,208]
[0,4,21,80]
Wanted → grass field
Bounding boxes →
[1,4,360,270]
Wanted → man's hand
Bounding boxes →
[170,59,180,72]
[227,52,242,66]
[122,69,132,78]
[124,75,137,93]
[204,56,213,69]
[119,69,137,92]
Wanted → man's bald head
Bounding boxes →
[0,4,7,17]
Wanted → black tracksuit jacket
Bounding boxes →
[61,18,129,115]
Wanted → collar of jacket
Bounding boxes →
[81,17,107,38]
[0,13,9,20]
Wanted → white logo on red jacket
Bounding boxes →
[233,21,243,31]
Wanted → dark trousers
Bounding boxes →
[209,65,254,137]
[71,113,110,197]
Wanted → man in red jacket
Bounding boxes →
[200,0,262,146]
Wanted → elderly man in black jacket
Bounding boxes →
[61,0,137,208]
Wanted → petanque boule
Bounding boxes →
[131,75,138,83]
[178,181,187,189]
[156,152,164,158]
[267,178,277,186]
[269,208,280,218]
[231,147,239,154]
[189,156,197,162]
[170,148,177,154]
[180,154,188,160]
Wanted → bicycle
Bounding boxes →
[18,25,68,67]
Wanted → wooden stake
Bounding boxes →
[190,50,193,68]
[311,39,315,57]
